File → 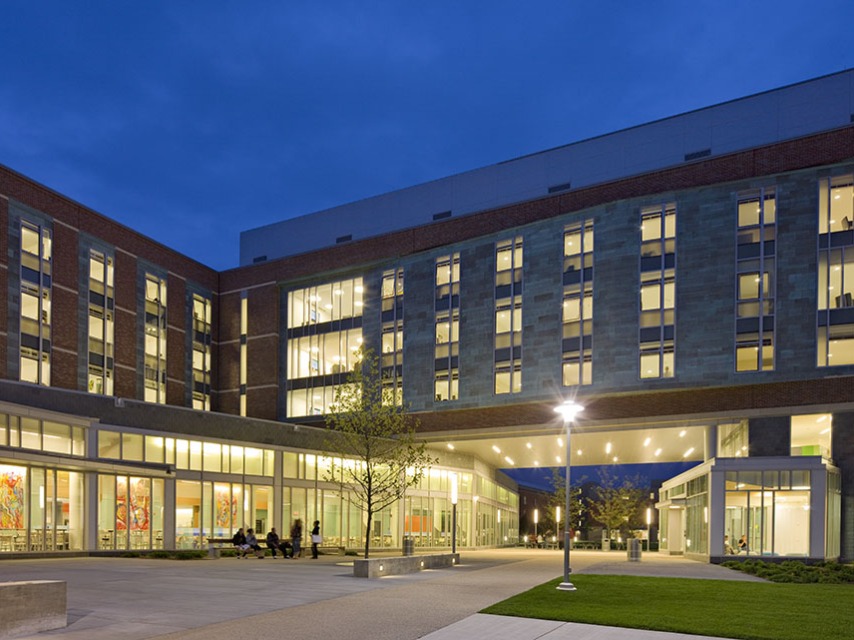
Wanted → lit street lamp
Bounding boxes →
[554,399,584,591]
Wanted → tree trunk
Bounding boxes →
[364,510,372,559]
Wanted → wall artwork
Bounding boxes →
[0,466,26,529]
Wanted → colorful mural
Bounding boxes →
[215,485,238,528]
[116,477,150,531]
[0,466,26,529]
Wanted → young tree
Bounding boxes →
[323,348,436,558]
[548,468,585,537]
[587,468,647,543]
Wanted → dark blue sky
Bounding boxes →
[3,2,853,270]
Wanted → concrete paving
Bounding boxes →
[0,549,762,639]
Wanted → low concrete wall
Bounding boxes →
[353,553,460,578]
[0,580,67,639]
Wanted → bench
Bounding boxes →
[0,580,67,637]
[205,538,264,559]
[353,553,460,578]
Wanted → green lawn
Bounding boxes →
[481,575,854,640]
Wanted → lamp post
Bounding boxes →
[450,472,458,555]
[534,508,539,544]
[554,399,583,591]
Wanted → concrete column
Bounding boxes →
[162,477,176,550]
[748,416,790,457]
[708,468,725,557]
[809,468,828,559]
[705,425,718,461]
[832,412,854,561]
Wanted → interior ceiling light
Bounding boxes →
[576,449,582,456]
[654,448,662,457]
[557,438,563,447]
[643,437,651,447]
[679,430,687,438]
[683,447,695,458]
[817,415,827,422]
[605,442,612,454]
[504,456,514,465]
[555,456,561,463]
[612,456,618,462]
[492,445,501,454]
[526,442,532,449]
[446,443,455,450]
[534,460,540,466]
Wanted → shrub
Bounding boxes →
[725,559,854,584]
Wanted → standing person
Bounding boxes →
[266,528,282,558]
[290,519,303,558]
[232,527,249,558]
[245,528,263,558]
[310,520,321,559]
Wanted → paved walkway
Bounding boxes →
[1,549,762,639]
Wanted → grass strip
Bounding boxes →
[481,575,854,640]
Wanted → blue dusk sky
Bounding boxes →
[2,2,854,271]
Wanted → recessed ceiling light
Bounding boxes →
[504,456,514,465]
[683,447,695,458]
[555,456,561,463]
[605,442,612,454]
[526,442,532,449]
[654,448,662,457]
[446,443,455,450]
[557,438,563,447]
[492,445,501,454]
[643,437,651,447]
[612,456,618,462]
[576,449,582,456]
[679,430,687,438]
[534,461,539,466]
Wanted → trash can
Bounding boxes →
[402,537,414,556]
[627,538,641,562]
[601,538,610,552]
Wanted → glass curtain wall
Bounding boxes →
[724,470,811,557]
[380,269,404,406]
[639,204,676,378]
[817,175,854,365]
[434,253,460,402]
[0,464,84,552]
[495,237,523,394]
[191,294,212,410]
[144,275,167,403]
[736,189,776,371]
[87,249,115,394]
[286,278,364,416]
[19,219,52,385]
[562,220,594,386]
[97,475,165,550]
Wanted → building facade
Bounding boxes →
[2,70,854,561]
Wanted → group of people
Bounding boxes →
[231,519,322,559]
[724,534,748,555]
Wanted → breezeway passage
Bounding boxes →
[1,549,761,640]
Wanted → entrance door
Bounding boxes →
[666,507,684,555]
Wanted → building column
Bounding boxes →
[162,476,176,550]
[748,416,790,457]
[832,412,854,562]
[704,425,718,461]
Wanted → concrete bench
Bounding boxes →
[353,553,460,578]
[0,580,67,638]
